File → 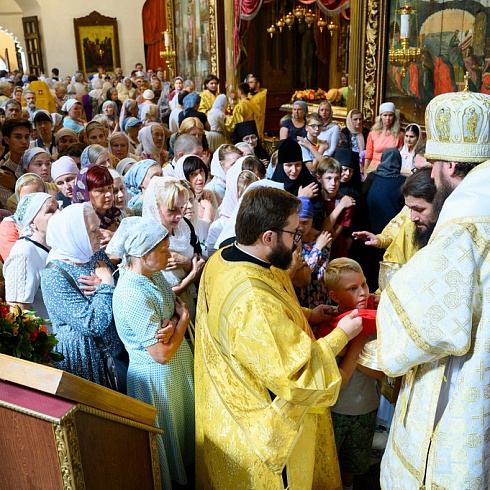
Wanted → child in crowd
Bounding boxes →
[317,158,356,259]
[295,196,333,310]
[317,258,383,490]
[297,114,330,175]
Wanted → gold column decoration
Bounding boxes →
[363,0,383,122]
[347,0,367,113]
[54,418,86,489]
[224,0,239,89]
[209,0,219,75]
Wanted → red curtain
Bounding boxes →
[143,0,167,70]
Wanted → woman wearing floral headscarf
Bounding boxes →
[80,145,113,169]
[4,192,59,318]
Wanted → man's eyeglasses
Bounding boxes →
[272,228,303,243]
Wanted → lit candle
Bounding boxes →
[198,37,202,55]
[164,31,170,47]
[400,13,410,39]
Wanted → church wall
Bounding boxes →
[0,0,147,77]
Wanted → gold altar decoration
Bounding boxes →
[159,30,176,80]
[266,5,339,37]
[388,0,421,75]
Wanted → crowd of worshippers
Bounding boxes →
[0,65,435,489]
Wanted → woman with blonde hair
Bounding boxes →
[168,117,208,162]
[364,102,404,175]
[85,121,108,147]
[317,100,340,156]
[143,177,205,321]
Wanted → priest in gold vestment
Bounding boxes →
[195,187,362,489]
[377,90,490,489]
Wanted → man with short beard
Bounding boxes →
[352,167,437,264]
[23,90,40,119]
[195,186,363,489]
[377,90,490,489]
[396,166,437,254]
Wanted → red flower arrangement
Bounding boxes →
[0,301,64,365]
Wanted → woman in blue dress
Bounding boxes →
[40,202,125,387]
[109,216,194,489]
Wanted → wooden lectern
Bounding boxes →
[0,354,162,489]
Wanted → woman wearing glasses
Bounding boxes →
[233,120,270,163]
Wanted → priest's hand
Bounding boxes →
[352,231,380,247]
[309,304,338,326]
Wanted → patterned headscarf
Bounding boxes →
[106,216,169,267]
[72,164,121,229]
[124,159,160,208]
[183,92,201,114]
[14,192,53,237]
[80,146,92,168]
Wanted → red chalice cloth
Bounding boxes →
[316,309,377,339]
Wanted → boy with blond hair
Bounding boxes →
[318,257,382,490]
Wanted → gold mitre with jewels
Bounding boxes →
[425,90,490,163]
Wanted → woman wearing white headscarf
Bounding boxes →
[136,124,168,165]
[143,177,205,321]
[205,144,243,200]
[40,203,126,387]
[109,216,194,489]
[4,192,58,319]
[205,94,230,152]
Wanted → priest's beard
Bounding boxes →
[412,221,436,249]
[267,238,294,270]
[431,175,454,223]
